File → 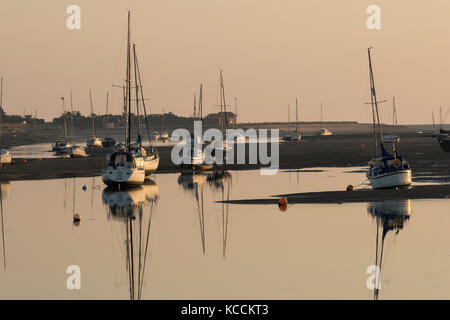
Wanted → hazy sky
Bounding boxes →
[1,0,450,124]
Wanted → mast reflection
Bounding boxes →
[178,171,232,257]
[102,180,159,300]
[367,200,411,300]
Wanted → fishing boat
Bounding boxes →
[366,48,412,189]
[102,12,146,188]
[86,89,103,149]
[367,200,411,300]
[282,98,301,142]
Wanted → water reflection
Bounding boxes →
[102,180,159,300]
[177,171,232,257]
[367,200,411,300]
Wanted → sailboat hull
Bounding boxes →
[367,169,412,189]
[143,155,159,176]
[102,166,146,187]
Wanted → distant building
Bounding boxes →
[203,112,236,128]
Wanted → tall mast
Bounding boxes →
[105,91,109,128]
[234,97,237,129]
[89,89,96,137]
[320,101,323,127]
[133,44,141,141]
[220,70,229,132]
[432,110,435,129]
[368,47,383,156]
[288,104,290,123]
[193,93,197,120]
[295,98,299,133]
[70,90,75,144]
[0,78,3,145]
[199,85,203,120]
[126,10,132,149]
[134,47,153,145]
[61,97,68,141]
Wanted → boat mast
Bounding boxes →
[193,93,197,120]
[220,70,229,132]
[0,78,2,146]
[199,84,203,120]
[126,11,132,149]
[133,44,142,143]
[368,47,383,156]
[234,97,237,129]
[61,97,68,142]
[89,89,96,137]
[295,98,299,133]
[70,90,75,145]
[134,48,154,146]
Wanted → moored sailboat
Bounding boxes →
[365,48,412,189]
[102,11,146,188]
[86,89,103,149]
[0,78,11,165]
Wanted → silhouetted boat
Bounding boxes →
[365,48,412,189]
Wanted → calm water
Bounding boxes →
[0,168,449,300]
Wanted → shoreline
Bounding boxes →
[218,184,450,205]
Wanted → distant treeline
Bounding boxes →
[52,111,195,129]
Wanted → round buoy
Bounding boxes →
[21,159,27,164]
[338,201,342,204]
[278,198,288,206]
[346,185,354,191]
[82,185,87,191]
[73,213,81,222]
[278,204,287,212]
[37,158,42,161]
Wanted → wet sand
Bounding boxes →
[0,133,447,184]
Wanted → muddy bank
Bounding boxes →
[219,184,450,205]
[0,134,448,182]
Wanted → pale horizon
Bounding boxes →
[1,1,450,124]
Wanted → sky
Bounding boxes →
[1,0,450,124]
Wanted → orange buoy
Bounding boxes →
[73,213,81,222]
[278,204,288,212]
[37,158,42,161]
[21,159,27,164]
[278,198,288,206]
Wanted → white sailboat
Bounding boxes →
[318,102,333,136]
[86,89,103,149]
[214,70,232,151]
[53,97,72,155]
[366,48,412,189]
[102,11,145,188]
[67,90,87,158]
[282,98,301,142]
[0,78,11,165]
